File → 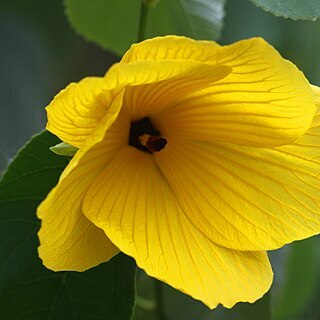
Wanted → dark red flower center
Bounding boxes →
[129,117,167,153]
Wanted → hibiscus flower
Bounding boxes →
[37,36,320,308]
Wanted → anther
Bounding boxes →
[129,117,167,153]
[139,134,167,153]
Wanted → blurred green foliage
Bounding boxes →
[65,0,225,55]
[0,0,118,172]
[248,0,320,20]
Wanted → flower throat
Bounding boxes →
[129,117,167,153]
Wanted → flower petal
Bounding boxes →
[311,84,320,105]
[115,61,231,120]
[38,184,119,272]
[47,60,230,148]
[105,59,230,91]
[46,77,115,148]
[37,91,128,271]
[154,104,320,251]
[82,147,273,308]
[156,38,316,147]
[121,36,220,62]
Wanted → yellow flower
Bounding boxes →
[37,36,320,309]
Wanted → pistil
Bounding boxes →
[139,134,167,153]
[129,117,167,153]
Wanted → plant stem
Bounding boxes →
[135,295,156,311]
[154,280,167,320]
[137,0,149,42]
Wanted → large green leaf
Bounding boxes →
[0,131,136,319]
[146,0,225,42]
[64,0,225,56]
[248,0,320,20]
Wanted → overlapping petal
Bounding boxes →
[47,60,230,147]
[37,176,119,271]
[121,36,221,62]
[117,62,230,120]
[124,36,316,147]
[105,60,229,90]
[82,146,273,309]
[154,101,320,251]
[37,91,128,271]
[46,77,114,148]
[312,84,320,105]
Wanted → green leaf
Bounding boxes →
[247,0,320,21]
[64,0,225,56]
[146,0,225,42]
[0,131,136,320]
[50,141,79,157]
[272,237,320,320]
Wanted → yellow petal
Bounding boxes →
[154,105,320,251]
[37,91,129,271]
[115,61,230,120]
[82,147,273,308]
[37,184,119,272]
[104,59,230,91]
[121,35,220,62]
[156,38,316,147]
[311,84,320,106]
[46,77,116,148]
[47,59,230,148]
